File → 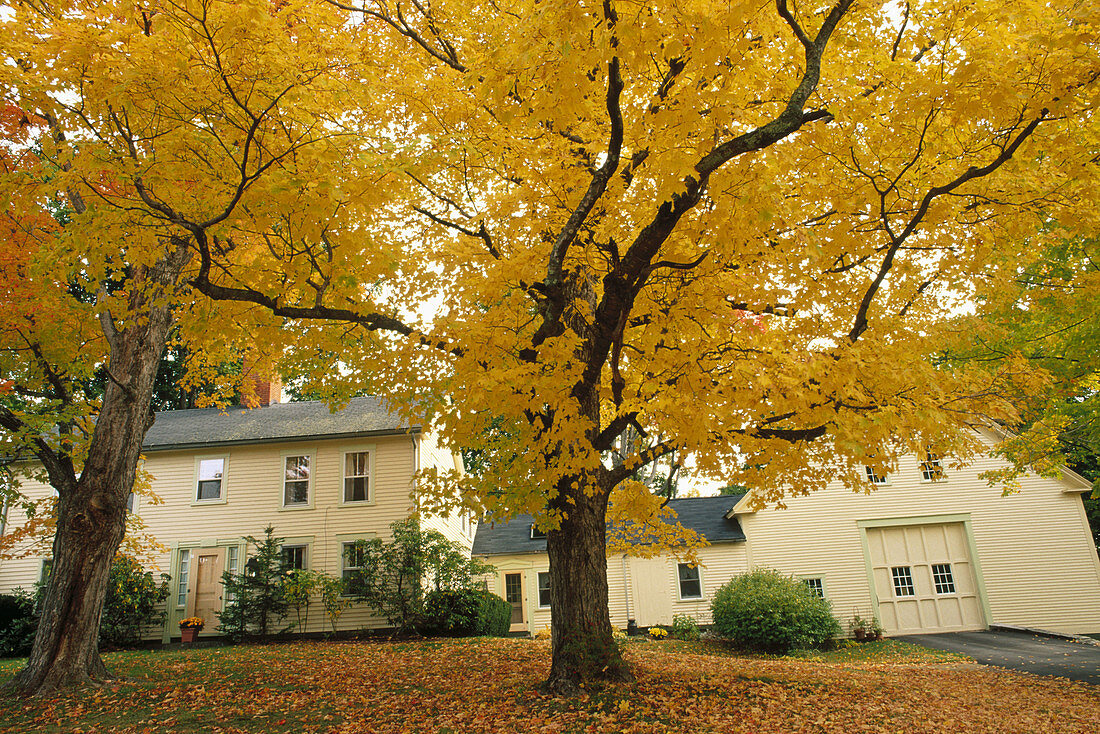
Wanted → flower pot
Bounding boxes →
[180,626,201,643]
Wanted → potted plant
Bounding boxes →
[848,613,883,642]
[179,616,205,643]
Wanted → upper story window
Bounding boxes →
[864,466,888,485]
[677,563,703,600]
[530,524,547,540]
[196,458,225,501]
[283,455,311,506]
[920,449,945,482]
[343,451,371,503]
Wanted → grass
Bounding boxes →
[0,637,1095,733]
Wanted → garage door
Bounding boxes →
[865,522,985,635]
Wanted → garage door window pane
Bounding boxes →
[891,566,915,597]
[932,563,956,594]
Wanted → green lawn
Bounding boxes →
[0,638,1096,733]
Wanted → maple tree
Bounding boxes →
[186,0,1100,692]
[2,0,1099,696]
[0,0,364,693]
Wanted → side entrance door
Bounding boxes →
[504,572,525,632]
[187,548,226,634]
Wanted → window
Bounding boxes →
[677,563,702,599]
[530,524,547,539]
[281,545,307,570]
[283,455,311,506]
[932,563,956,594]
[343,451,370,503]
[343,542,367,595]
[864,466,888,484]
[40,558,53,583]
[176,549,191,607]
[196,458,225,501]
[537,571,551,608]
[803,577,825,598]
[0,495,8,536]
[920,449,945,482]
[125,492,136,513]
[891,566,915,597]
[225,546,240,602]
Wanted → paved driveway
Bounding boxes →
[896,629,1100,685]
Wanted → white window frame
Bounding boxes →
[800,576,826,598]
[676,562,704,600]
[280,451,314,509]
[530,524,547,539]
[537,570,551,609]
[864,466,889,485]
[920,449,946,482]
[891,566,916,597]
[193,455,229,505]
[340,446,375,506]
[931,563,957,595]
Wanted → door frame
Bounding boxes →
[502,571,527,633]
[857,514,993,632]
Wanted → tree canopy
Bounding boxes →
[2,0,1099,692]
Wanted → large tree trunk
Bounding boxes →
[12,244,188,695]
[544,470,631,694]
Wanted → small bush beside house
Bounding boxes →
[711,569,841,653]
[99,556,170,649]
[0,590,37,658]
[421,589,511,637]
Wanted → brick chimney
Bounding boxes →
[241,362,283,408]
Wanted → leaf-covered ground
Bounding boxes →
[1,638,1097,733]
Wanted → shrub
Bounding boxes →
[318,574,352,636]
[710,569,841,653]
[670,614,700,641]
[421,588,511,638]
[0,589,38,658]
[99,556,170,649]
[477,591,511,637]
[219,527,292,640]
[345,519,495,633]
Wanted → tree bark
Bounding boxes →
[543,469,632,695]
[11,244,189,695]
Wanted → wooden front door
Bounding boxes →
[188,548,226,634]
[504,572,524,627]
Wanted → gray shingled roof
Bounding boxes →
[471,494,746,556]
[142,397,418,451]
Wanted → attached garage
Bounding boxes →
[859,516,990,635]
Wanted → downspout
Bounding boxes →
[412,433,420,518]
[621,554,632,624]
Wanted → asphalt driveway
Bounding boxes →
[896,629,1100,685]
